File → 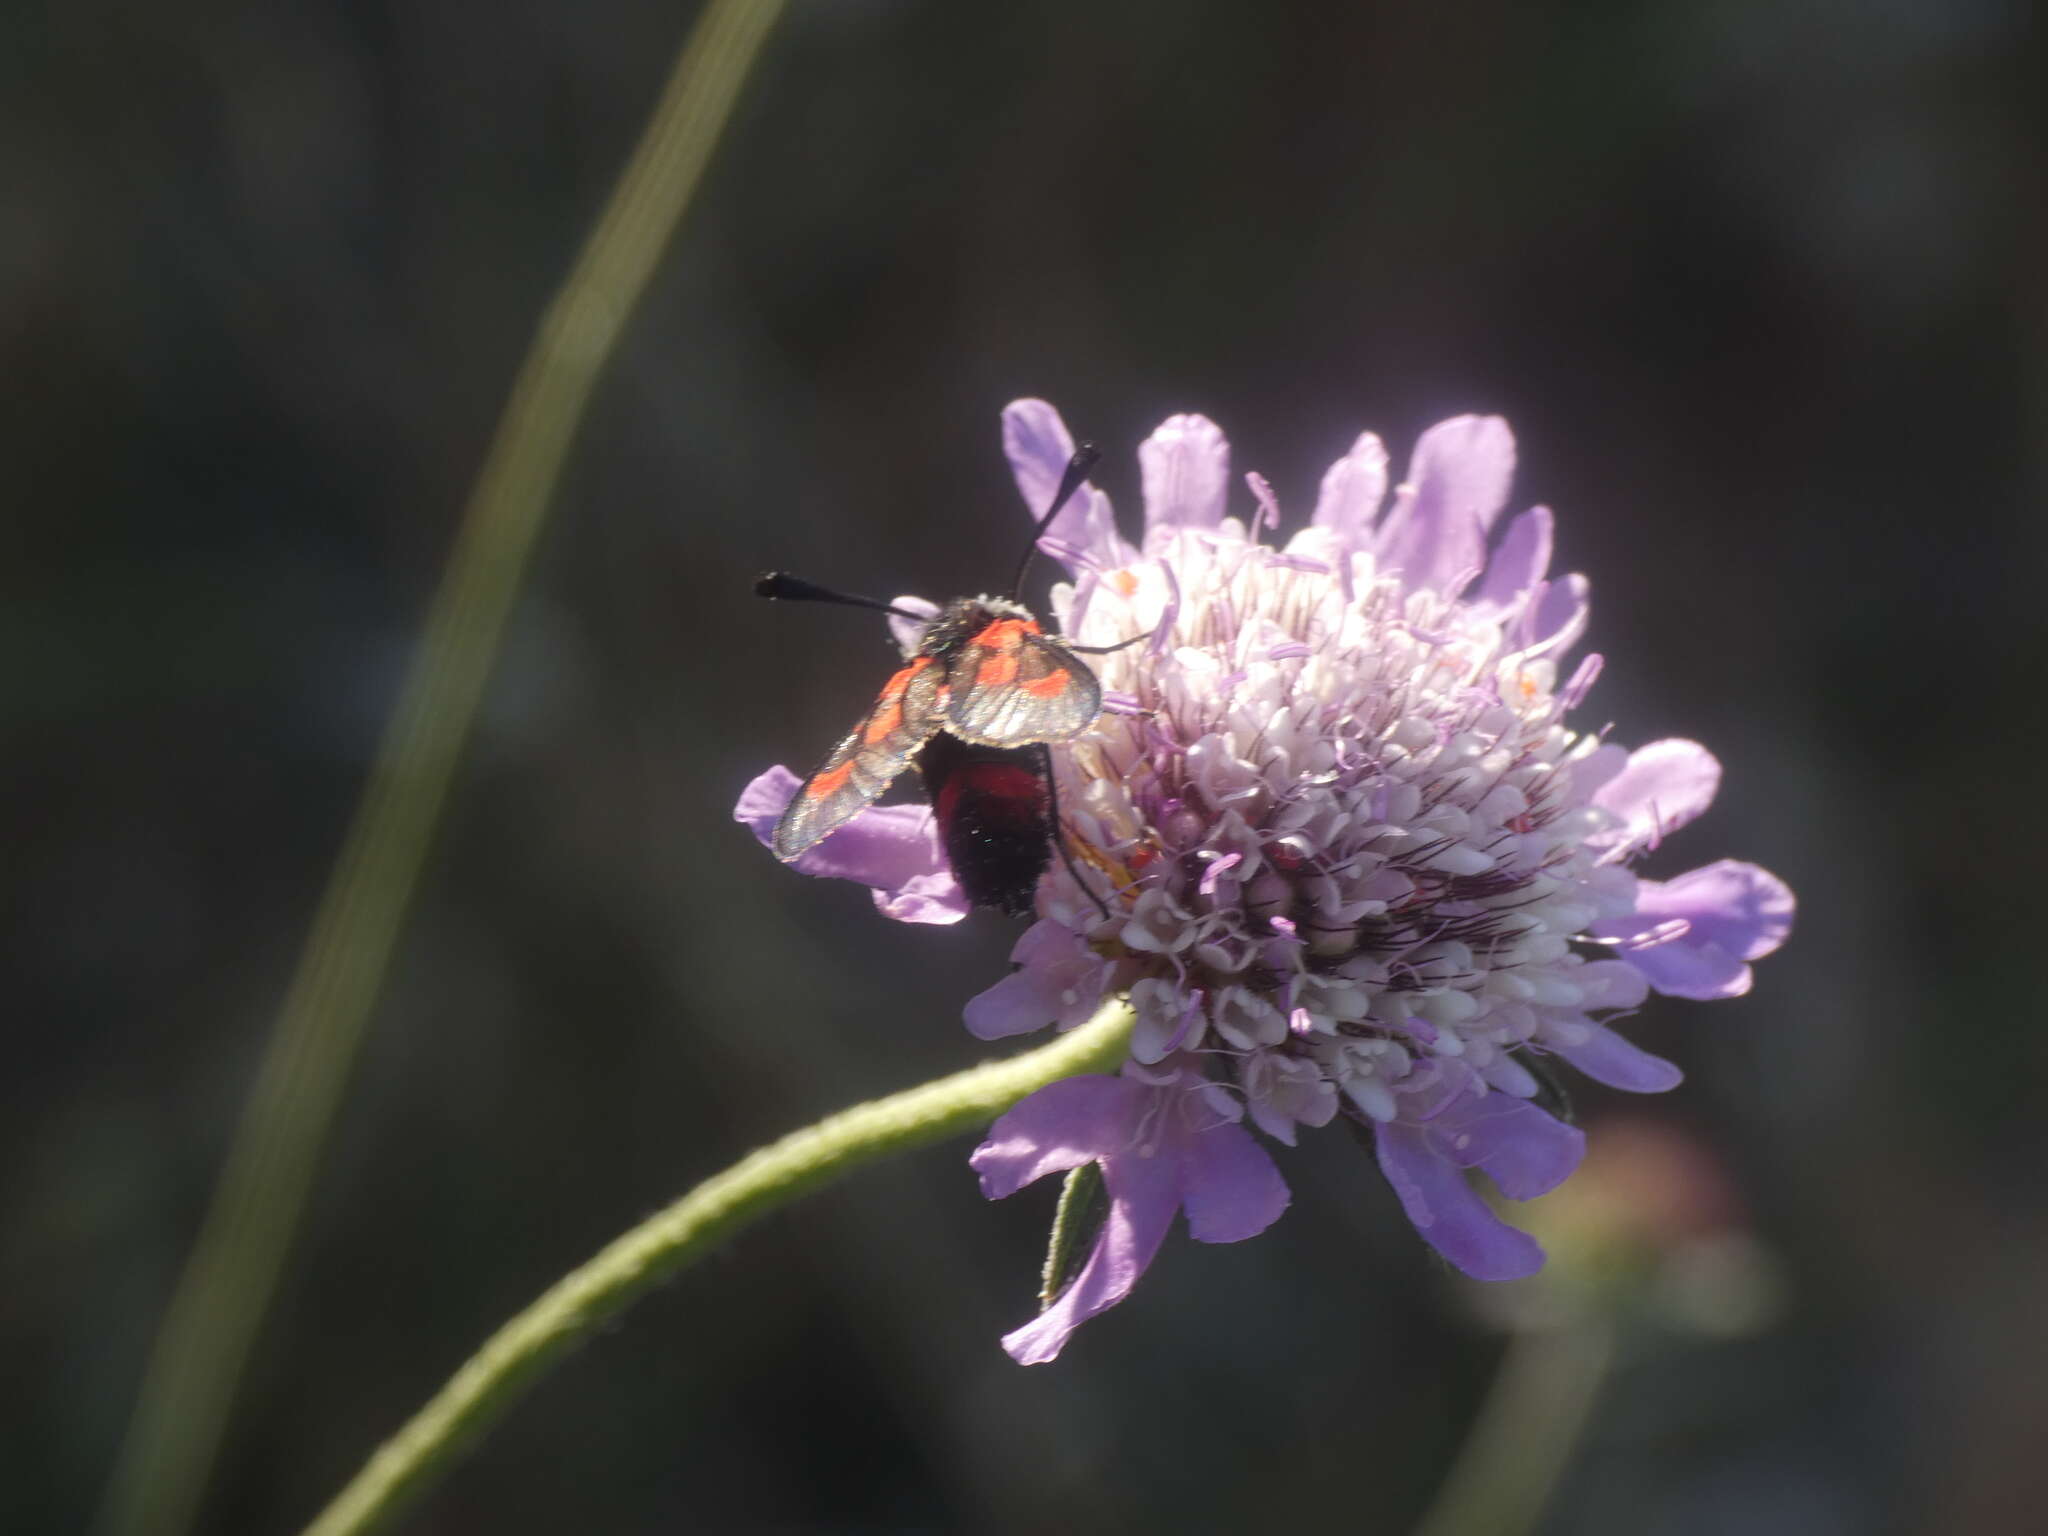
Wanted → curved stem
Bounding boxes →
[1406,1318,1617,1536]
[93,5,788,1534]
[301,1000,1137,1536]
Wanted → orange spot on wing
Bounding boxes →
[806,760,855,799]
[863,657,936,740]
[863,702,902,743]
[1020,670,1070,699]
[969,621,1041,688]
[880,656,932,701]
[970,618,1033,649]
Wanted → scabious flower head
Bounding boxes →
[738,400,1793,1364]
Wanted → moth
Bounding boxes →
[757,445,1135,916]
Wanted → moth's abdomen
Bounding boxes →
[918,735,1053,918]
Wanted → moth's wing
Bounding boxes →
[946,623,1101,746]
[772,656,945,860]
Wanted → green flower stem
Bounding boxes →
[1407,1318,1617,1536]
[300,999,1136,1536]
[94,5,787,1534]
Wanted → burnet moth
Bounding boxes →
[756,445,1136,918]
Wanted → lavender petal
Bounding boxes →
[1310,430,1390,547]
[1000,1145,1180,1364]
[1374,415,1516,595]
[1475,504,1554,608]
[1001,398,1130,573]
[733,766,968,923]
[1518,571,1590,654]
[1374,1121,1547,1281]
[970,1076,1142,1199]
[1139,413,1231,537]
[1428,1091,1586,1200]
[1179,1120,1291,1243]
[886,594,940,658]
[962,919,1110,1040]
[1596,860,1794,1000]
[1591,739,1722,851]
[1551,1022,1685,1093]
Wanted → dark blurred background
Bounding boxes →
[6,0,2044,1531]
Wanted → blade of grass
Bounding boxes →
[1406,1319,1617,1536]
[95,4,788,1531]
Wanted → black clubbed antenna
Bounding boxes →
[1010,443,1100,599]
[755,572,930,623]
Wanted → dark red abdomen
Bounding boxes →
[917,735,1053,917]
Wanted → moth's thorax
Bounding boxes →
[914,594,1038,660]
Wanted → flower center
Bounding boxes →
[1049,529,1615,1113]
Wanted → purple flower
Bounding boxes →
[739,400,1794,1361]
